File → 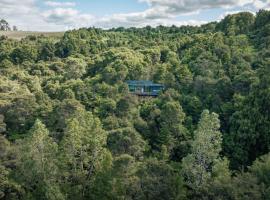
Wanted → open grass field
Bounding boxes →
[0,31,64,40]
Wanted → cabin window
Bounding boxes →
[126,81,164,96]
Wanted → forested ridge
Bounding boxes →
[1,10,270,199]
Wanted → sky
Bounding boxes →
[0,0,270,31]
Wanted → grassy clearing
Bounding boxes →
[0,31,64,40]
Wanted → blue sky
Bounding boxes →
[0,0,269,31]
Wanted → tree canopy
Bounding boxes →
[1,10,270,199]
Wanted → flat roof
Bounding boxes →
[126,80,164,87]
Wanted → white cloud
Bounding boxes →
[0,0,43,30]
[43,8,93,28]
[0,0,72,31]
[44,1,76,7]
[90,0,254,29]
[253,0,270,9]
[0,0,35,16]
[138,0,254,16]
[41,2,206,29]
[94,12,205,28]
[92,0,258,29]
[0,0,269,31]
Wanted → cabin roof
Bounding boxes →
[126,80,163,87]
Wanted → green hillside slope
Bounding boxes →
[1,10,270,200]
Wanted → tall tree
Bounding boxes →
[226,60,270,169]
[0,19,10,31]
[59,108,108,199]
[15,120,63,200]
[159,101,189,160]
[182,110,227,198]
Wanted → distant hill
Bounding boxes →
[0,31,64,40]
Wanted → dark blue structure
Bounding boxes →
[126,80,164,97]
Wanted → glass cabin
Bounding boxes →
[126,80,164,96]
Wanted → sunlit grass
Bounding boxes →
[0,31,64,40]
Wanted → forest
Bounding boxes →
[1,10,270,200]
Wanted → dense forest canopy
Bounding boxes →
[1,10,270,199]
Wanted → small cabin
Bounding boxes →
[126,80,164,97]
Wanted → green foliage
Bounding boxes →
[137,159,186,200]
[39,41,56,61]
[59,108,108,199]
[15,119,63,200]
[226,60,270,168]
[247,154,270,199]
[64,57,87,80]
[11,45,37,64]
[0,135,23,199]
[159,101,186,148]
[217,12,255,35]
[1,10,270,199]
[182,110,227,198]
[107,127,148,160]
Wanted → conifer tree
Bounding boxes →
[16,119,63,200]
[182,110,227,196]
[59,108,108,198]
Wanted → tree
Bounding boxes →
[59,108,108,199]
[255,9,270,29]
[0,77,37,135]
[182,110,226,198]
[107,127,148,160]
[39,41,56,61]
[248,153,270,199]
[13,26,18,31]
[5,92,38,135]
[0,19,10,31]
[137,159,186,200]
[217,12,255,35]
[15,120,63,200]
[204,158,234,199]
[116,94,138,118]
[0,135,22,199]
[90,154,141,200]
[95,98,116,118]
[47,98,84,139]
[159,101,189,160]
[223,155,270,200]
[1,10,270,199]
[64,57,87,80]
[139,100,162,151]
[0,165,23,200]
[11,45,37,64]
[226,61,270,169]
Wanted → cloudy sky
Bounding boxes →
[0,0,269,31]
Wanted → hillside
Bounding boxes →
[0,31,64,40]
[1,10,270,200]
